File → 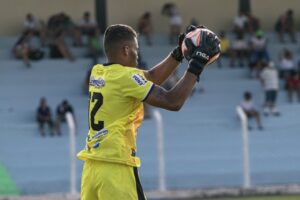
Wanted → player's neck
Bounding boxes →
[107,59,129,67]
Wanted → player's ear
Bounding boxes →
[123,45,130,56]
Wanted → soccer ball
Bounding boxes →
[181,28,220,62]
[181,28,201,60]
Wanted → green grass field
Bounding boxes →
[192,195,300,200]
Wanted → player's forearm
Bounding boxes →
[166,71,197,110]
[144,54,180,85]
[144,71,197,111]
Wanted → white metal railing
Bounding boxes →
[66,112,77,196]
[236,106,251,189]
[153,109,166,191]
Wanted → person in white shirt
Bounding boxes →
[23,13,46,46]
[233,11,248,36]
[279,48,296,79]
[249,30,269,68]
[74,11,98,46]
[240,91,263,130]
[163,4,182,45]
[259,61,280,116]
[24,13,38,30]
[231,32,249,67]
[78,11,97,35]
[169,11,182,45]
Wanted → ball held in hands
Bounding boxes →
[181,27,221,66]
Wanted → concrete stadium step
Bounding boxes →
[1,56,300,194]
[267,43,300,64]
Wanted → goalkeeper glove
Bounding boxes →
[171,25,208,62]
[187,29,221,80]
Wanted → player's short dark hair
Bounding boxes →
[62,99,68,105]
[244,91,252,100]
[103,24,137,55]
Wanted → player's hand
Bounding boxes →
[171,33,185,62]
[187,29,221,80]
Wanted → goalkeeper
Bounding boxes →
[77,24,220,200]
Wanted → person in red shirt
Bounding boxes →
[286,70,300,102]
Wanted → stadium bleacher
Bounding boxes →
[1,32,300,196]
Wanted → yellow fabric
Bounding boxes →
[220,38,230,53]
[81,160,146,200]
[77,64,153,167]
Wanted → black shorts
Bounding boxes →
[265,90,277,104]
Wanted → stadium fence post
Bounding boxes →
[153,109,166,191]
[66,112,77,195]
[236,106,251,189]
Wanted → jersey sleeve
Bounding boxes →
[122,68,154,101]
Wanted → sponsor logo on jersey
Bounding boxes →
[195,51,209,60]
[93,142,100,149]
[92,128,108,139]
[132,74,147,86]
[89,76,105,88]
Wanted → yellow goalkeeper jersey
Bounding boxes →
[77,63,154,167]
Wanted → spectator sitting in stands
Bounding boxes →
[47,12,81,46]
[240,91,263,130]
[49,30,75,61]
[13,31,44,67]
[274,9,296,43]
[36,97,54,137]
[168,10,182,45]
[13,31,32,67]
[23,13,46,46]
[233,11,248,36]
[137,12,153,46]
[259,61,280,116]
[47,13,69,37]
[162,3,182,45]
[279,48,296,79]
[87,27,103,65]
[245,12,260,35]
[231,31,248,67]
[285,70,300,103]
[217,31,233,68]
[248,30,269,76]
[55,100,75,136]
[78,11,97,36]
[76,11,97,45]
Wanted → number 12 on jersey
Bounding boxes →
[89,92,104,131]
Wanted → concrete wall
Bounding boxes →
[106,0,238,34]
[0,0,94,36]
[252,0,300,30]
[1,0,300,36]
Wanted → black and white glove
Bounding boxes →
[170,25,209,62]
[186,28,221,80]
